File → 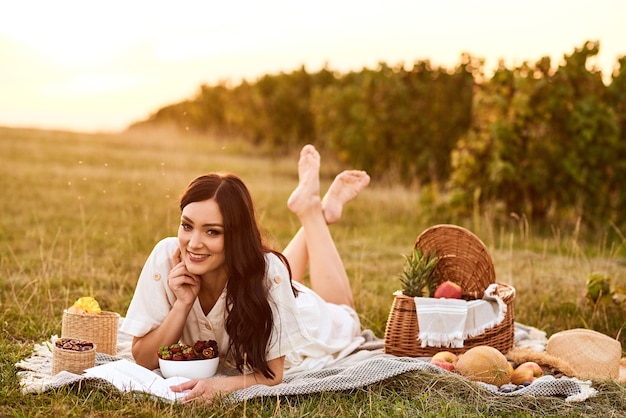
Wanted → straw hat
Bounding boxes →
[507,328,625,381]
[545,328,622,380]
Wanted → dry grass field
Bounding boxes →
[1,126,625,417]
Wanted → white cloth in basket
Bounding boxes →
[414,283,507,348]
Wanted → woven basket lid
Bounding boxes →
[415,224,495,299]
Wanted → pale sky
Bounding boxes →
[1,0,624,133]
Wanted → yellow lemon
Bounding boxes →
[72,297,101,314]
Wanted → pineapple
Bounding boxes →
[399,247,439,297]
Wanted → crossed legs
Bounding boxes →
[283,145,370,308]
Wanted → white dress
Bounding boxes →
[121,238,364,374]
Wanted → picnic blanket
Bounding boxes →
[15,320,596,403]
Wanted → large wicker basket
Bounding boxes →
[62,310,120,355]
[383,224,516,357]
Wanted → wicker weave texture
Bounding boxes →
[384,284,515,356]
[384,224,515,356]
[415,224,495,300]
[61,310,120,355]
[52,343,96,375]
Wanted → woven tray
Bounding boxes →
[383,224,515,356]
[52,341,96,375]
[62,310,120,355]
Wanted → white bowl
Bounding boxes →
[158,357,219,379]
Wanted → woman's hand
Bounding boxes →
[168,248,201,306]
[172,378,224,403]
[172,374,266,403]
[171,357,285,403]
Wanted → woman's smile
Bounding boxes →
[187,251,210,262]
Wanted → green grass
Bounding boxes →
[1,126,625,417]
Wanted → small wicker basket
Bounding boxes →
[52,340,96,375]
[383,224,516,357]
[62,310,120,355]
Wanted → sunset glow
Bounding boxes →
[1,0,625,132]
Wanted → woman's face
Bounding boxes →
[178,198,226,278]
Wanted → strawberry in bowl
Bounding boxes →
[158,340,219,379]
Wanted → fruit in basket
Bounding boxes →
[431,351,458,371]
[455,345,511,386]
[510,361,543,385]
[67,297,101,315]
[399,247,439,297]
[434,280,463,299]
[55,337,94,351]
[158,340,219,361]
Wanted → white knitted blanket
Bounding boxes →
[15,321,596,403]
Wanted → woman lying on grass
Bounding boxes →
[121,144,370,402]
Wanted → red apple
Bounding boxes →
[431,351,459,371]
[434,281,463,299]
[510,361,543,385]
[432,350,458,364]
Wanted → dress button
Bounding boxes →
[152,273,161,281]
[273,275,281,284]
[205,323,212,330]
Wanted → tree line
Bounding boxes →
[131,41,626,231]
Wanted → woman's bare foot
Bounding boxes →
[287,145,322,216]
[322,170,370,224]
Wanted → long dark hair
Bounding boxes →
[180,173,295,379]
